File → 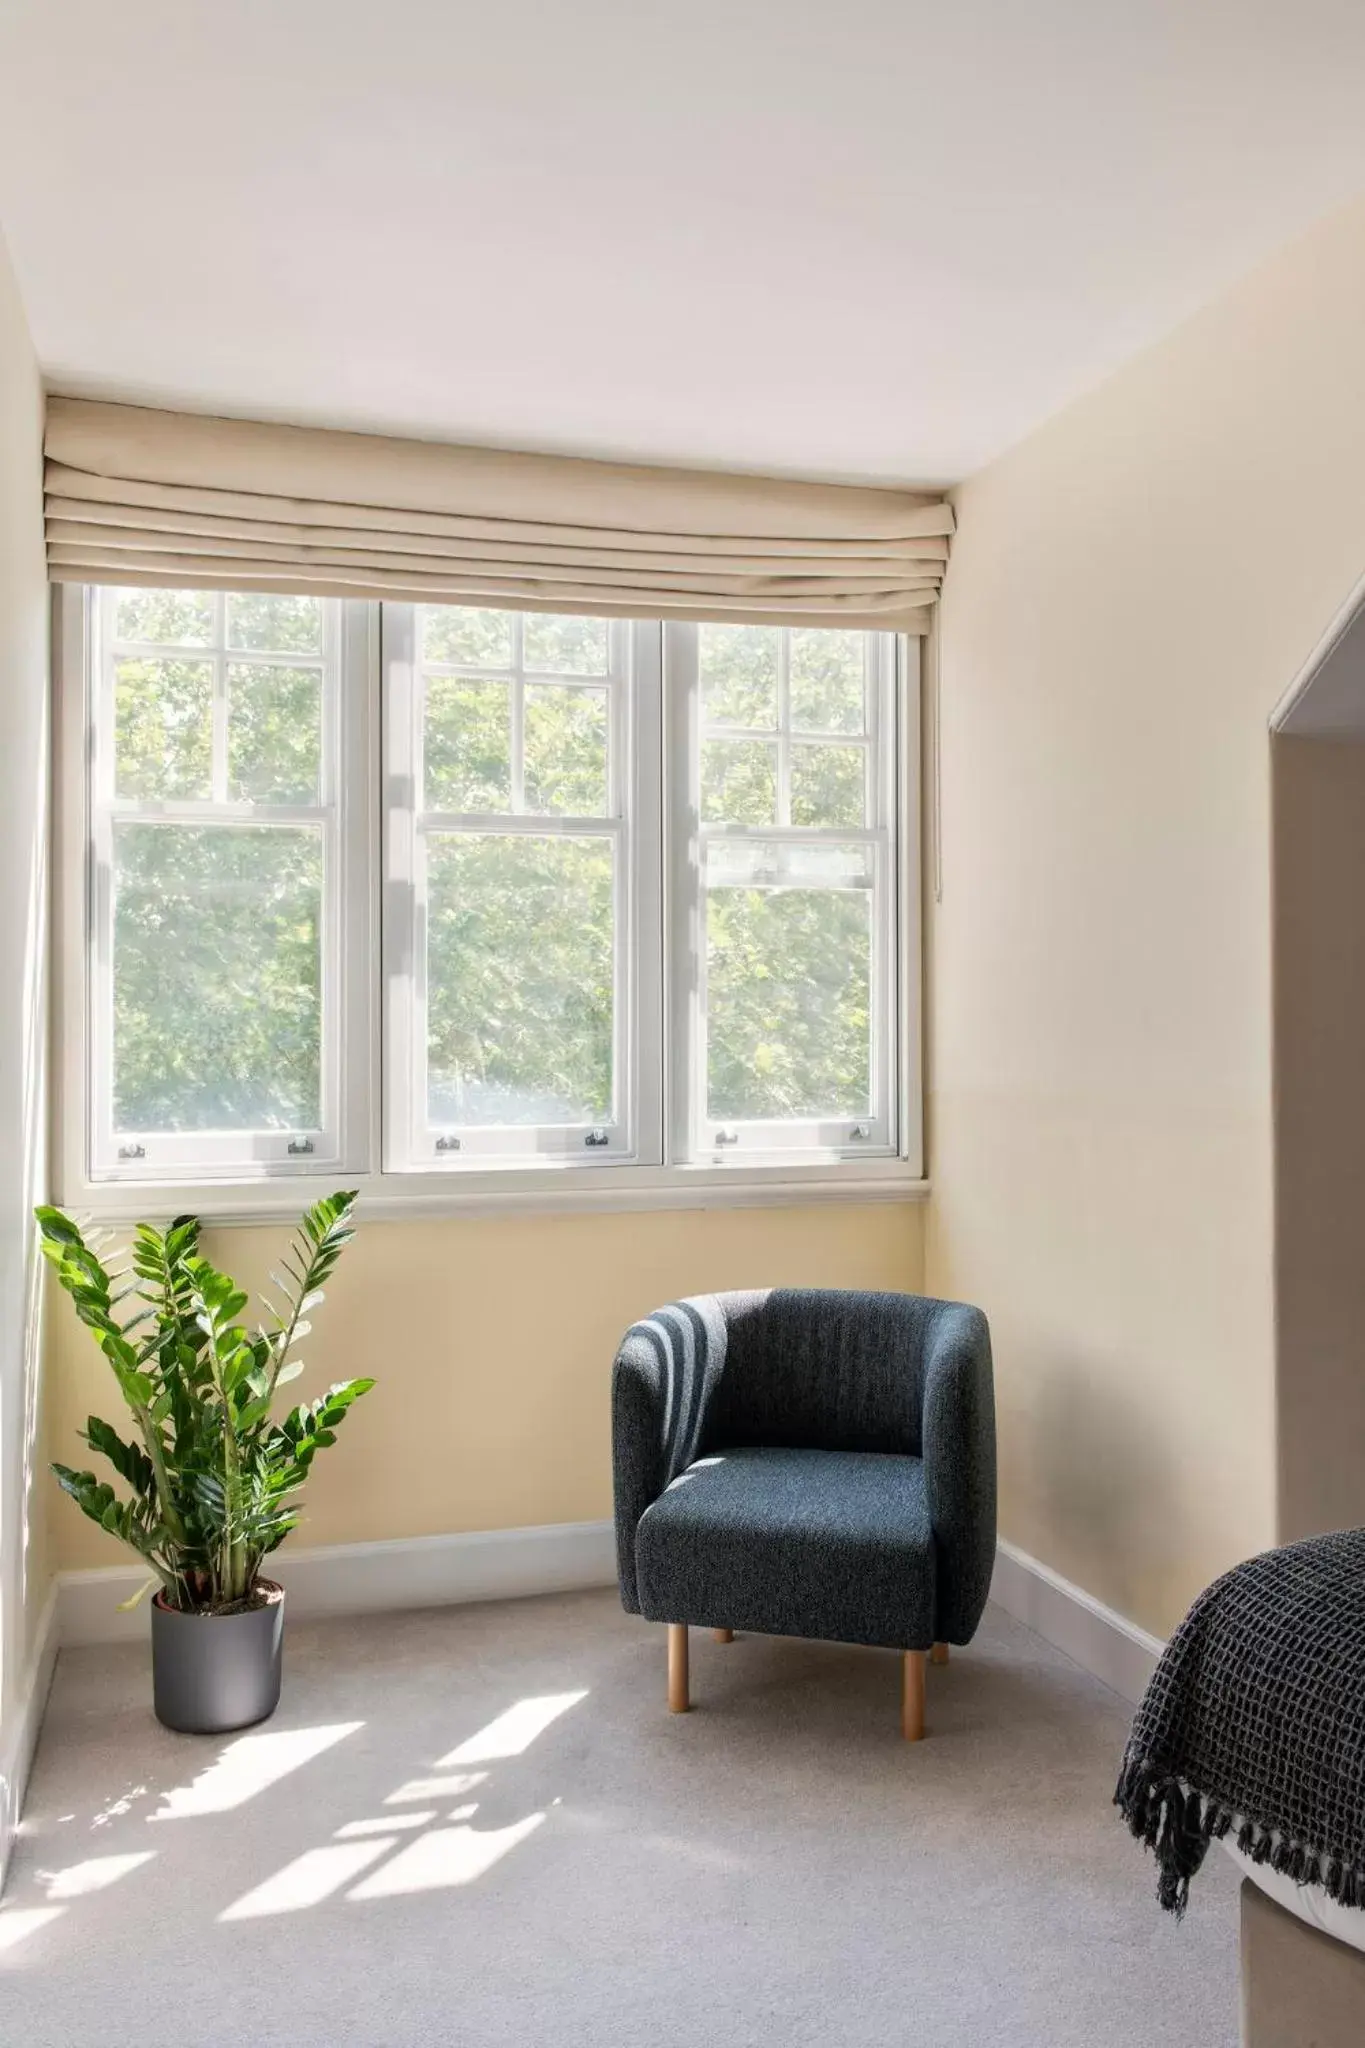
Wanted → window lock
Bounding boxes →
[435,1134,462,1153]
[287,1137,315,1156]
[584,1129,610,1148]
[117,1141,146,1162]
[714,1129,740,1147]
[849,1123,871,1141]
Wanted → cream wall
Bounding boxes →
[927,197,1365,1638]
[49,1201,923,1572]
[44,199,1365,1641]
[0,224,51,1803]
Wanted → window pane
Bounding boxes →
[790,743,866,828]
[114,588,214,646]
[421,606,513,668]
[112,824,322,1131]
[424,675,512,812]
[522,613,608,675]
[115,658,213,800]
[700,624,778,728]
[523,685,608,815]
[426,834,614,1126]
[707,841,873,890]
[706,843,872,1120]
[227,593,323,654]
[700,739,777,825]
[228,664,322,802]
[789,629,867,734]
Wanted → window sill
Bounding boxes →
[58,1159,930,1227]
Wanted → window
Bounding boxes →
[62,585,916,1204]
[83,587,371,1178]
[383,605,660,1166]
[667,623,899,1161]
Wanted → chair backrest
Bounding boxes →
[699,1288,930,1457]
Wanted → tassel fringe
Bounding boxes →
[1114,1751,1365,1921]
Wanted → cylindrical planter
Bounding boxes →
[151,1582,285,1734]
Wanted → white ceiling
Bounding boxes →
[3,0,1365,484]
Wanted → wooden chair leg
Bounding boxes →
[931,1642,949,1666]
[714,1628,734,1644]
[902,1650,926,1741]
[667,1623,690,1712]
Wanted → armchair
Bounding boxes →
[611,1289,995,1739]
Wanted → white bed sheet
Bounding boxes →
[1224,1841,1365,1957]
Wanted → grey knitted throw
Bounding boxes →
[1114,1527,1365,1917]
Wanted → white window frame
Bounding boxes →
[665,623,905,1164]
[382,605,662,1171]
[53,585,922,1219]
[63,586,375,1184]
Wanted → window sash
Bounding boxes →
[665,622,901,1164]
[381,607,662,1169]
[85,588,373,1180]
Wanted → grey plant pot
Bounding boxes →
[151,1582,285,1735]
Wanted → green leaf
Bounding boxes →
[35,1205,84,1246]
[82,1415,155,1495]
[327,1376,377,1407]
[109,1358,155,1407]
[49,1194,368,1604]
[52,1463,116,1525]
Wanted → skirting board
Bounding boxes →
[57,1518,620,1648]
[56,1523,1163,1706]
[989,1537,1164,1705]
[0,1584,59,1891]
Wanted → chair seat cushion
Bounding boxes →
[634,1445,936,1650]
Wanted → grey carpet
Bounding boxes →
[0,1590,1238,2046]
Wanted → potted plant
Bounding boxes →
[37,1190,373,1735]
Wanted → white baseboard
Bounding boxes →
[57,1518,619,1648]
[0,1583,59,1891]
[56,1520,1162,1708]
[989,1537,1164,1705]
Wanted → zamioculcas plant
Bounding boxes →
[38,1191,373,1617]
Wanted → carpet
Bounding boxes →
[0,1589,1238,2046]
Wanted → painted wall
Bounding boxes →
[49,1201,923,1571]
[927,197,1365,1638]
[0,225,51,1809]
[1272,733,1365,1543]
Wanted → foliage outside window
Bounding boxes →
[90,588,341,1176]
[75,586,910,1192]
[697,625,881,1136]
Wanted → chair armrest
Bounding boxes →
[921,1303,997,1643]
[611,1297,728,1612]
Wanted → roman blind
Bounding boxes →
[44,398,953,631]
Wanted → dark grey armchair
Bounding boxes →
[611,1288,996,1739]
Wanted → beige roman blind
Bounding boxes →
[45,397,953,631]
